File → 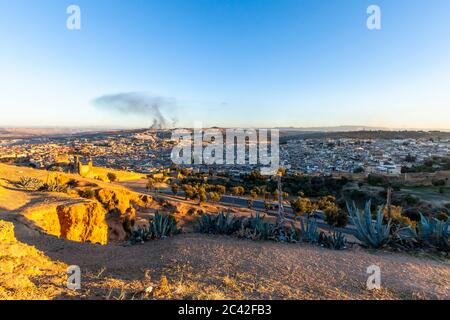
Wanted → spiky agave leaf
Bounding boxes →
[299,218,319,243]
[346,200,391,248]
[417,213,449,252]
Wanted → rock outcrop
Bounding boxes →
[57,201,108,245]
[0,220,67,300]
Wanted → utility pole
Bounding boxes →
[276,168,285,227]
[386,185,393,219]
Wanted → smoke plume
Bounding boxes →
[92,92,176,129]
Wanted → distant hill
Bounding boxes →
[280,130,450,142]
[0,128,106,138]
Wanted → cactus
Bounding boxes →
[319,231,347,250]
[346,200,391,248]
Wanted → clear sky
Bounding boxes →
[0,0,449,129]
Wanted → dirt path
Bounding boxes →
[4,213,449,300]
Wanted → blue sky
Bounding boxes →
[0,0,449,129]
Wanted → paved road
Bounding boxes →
[120,181,358,237]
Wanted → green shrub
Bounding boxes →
[324,206,349,228]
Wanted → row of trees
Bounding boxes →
[290,195,349,228]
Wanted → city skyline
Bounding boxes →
[1,0,450,129]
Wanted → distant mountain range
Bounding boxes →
[1,126,449,139]
[276,125,390,132]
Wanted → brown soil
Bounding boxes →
[0,163,449,300]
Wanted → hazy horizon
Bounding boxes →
[2,123,450,132]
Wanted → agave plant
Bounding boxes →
[346,200,391,248]
[319,231,347,250]
[299,217,319,244]
[235,213,276,241]
[415,213,449,252]
[246,213,277,240]
[214,212,239,234]
[16,176,44,191]
[150,212,179,239]
[196,212,239,235]
[129,227,151,244]
[196,214,215,233]
[43,179,69,193]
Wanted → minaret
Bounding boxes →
[87,157,93,176]
[74,155,80,174]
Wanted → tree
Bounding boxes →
[275,167,286,226]
[251,187,261,196]
[146,178,156,194]
[382,205,415,229]
[272,190,279,201]
[290,196,316,217]
[197,185,207,204]
[209,192,221,203]
[183,184,196,200]
[317,195,336,211]
[324,206,348,228]
[231,186,245,197]
[216,185,226,195]
[107,172,117,182]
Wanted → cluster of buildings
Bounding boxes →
[281,138,450,175]
[1,130,449,178]
[0,130,174,173]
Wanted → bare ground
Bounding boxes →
[0,163,448,300]
[3,213,449,300]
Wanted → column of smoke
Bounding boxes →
[92,92,176,129]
